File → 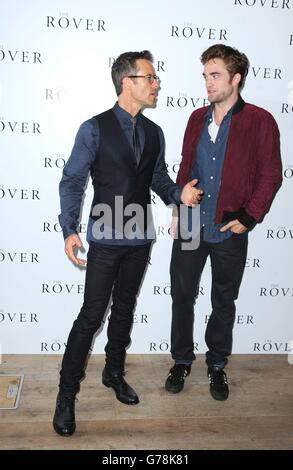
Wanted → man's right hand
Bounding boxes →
[64,234,87,266]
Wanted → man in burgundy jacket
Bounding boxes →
[165,44,282,401]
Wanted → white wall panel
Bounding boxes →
[1,0,292,357]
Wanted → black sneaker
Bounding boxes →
[165,363,191,394]
[207,367,229,401]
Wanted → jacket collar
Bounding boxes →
[205,95,246,120]
[232,95,246,115]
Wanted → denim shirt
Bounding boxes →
[191,105,233,243]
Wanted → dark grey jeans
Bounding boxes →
[170,232,248,368]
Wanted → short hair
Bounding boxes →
[111,50,153,96]
[201,44,250,91]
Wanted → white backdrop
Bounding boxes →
[1,0,292,356]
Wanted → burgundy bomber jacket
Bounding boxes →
[176,96,282,228]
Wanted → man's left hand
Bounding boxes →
[180,179,203,206]
[220,219,247,234]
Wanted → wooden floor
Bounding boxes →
[0,354,292,450]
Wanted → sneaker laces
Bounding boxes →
[208,369,228,387]
[168,364,190,383]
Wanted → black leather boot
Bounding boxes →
[102,369,139,405]
[53,393,76,436]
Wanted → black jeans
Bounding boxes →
[170,232,248,368]
[59,241,151,397]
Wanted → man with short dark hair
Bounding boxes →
[53,50,201,436]
[165,44,282,401]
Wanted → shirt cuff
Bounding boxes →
[170,187,182,205]
[62,226,78,240]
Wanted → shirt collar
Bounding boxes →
[113,102,141,125]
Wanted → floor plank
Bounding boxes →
[0,354,292,450]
